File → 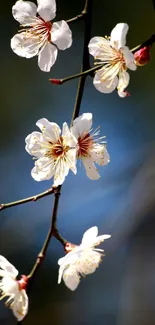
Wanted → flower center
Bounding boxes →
[46,137,70,159]
[20,16,52,47]
[77,132,94,158]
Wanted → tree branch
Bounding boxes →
[0,188,54,211]
[131,34,155,53]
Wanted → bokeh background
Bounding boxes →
[0,0,155,324]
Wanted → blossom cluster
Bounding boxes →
[0,227,111,320]
[10,0,141,97]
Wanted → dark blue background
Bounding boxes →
[0,0,155,324]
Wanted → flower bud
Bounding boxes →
[49,78,63,85]
[134,46,151,66]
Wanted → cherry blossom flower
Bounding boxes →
[25,118,77,186]
[58,226,111,291]
[0,256,28,321]
[88,23,137,97]
[11,0,72,72]
[71,113,110,180]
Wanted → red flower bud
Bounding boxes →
[134,46,151,66]
[49,78,63,85]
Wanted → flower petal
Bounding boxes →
[36,118,61,142]
[88,36,109,57]
[62,266,80,291]
[94,71,118,94]
[93,234,111,246]
[52,21,72,50]
[11,32,39,58]
[71,113,93,139]
[91,145,110,166]
[53,158,70,186]
[25,131,47,158]
[31,158,55,181]
[12,290,28,321]
[62,122,77,148]
[78,250,101,275]
[12,0,37,24]
[65,150,77,174]
[0,256,18,278]
[81,226,98,246]
[117,71,130,96]
[82,157,100,180]
[38,42,58,72]
[110,23,129,49]
[37,0,56,21]
[121,46,137,71]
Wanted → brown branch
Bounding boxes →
[0,188,54,211]
[131,34,155,53]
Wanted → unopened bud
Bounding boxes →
[134,46,151,66]
[49,78,63,85]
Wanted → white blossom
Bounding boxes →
[0,256,28,321]
[11,0,72,72]
[58,227,111,291]
[25,118,77,186]
[71,113,110,180]
[88,23,137,97]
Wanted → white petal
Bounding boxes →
[62,122,77,148]
[36,118,61,142]
[12,0,37,24]
[51,21,72,50]
[82,157,100,180]
[91,145,110,166]
[71,113,92,139]
[110,23,129,49]
[0,256,18,278]
[37,0,56,21]
[25,131,47,158]
[38,42,58,72]
[31,158,55,181]
[94,71,118,94]
[117,71,130,95]
[11,32,39,58]
[58,251,80,283]
[12,290,28,321]
[81,226,98,246]
[65,150,77,174]
[88,36,109,57]
[92,234,111,246]
[78,250,101,275]
[53,158,70,186]
[62,267,80,291]
[121,46,137,71]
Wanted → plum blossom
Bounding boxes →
[11,0,72,72]
[88,23,137,97]
[71,113,110,180]
[58,226,111,291]
[0,256,28,321]
[25,118,77,186]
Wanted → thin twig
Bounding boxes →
[131,34,155,53]
[0,188,54,211]
[49,64,102,85]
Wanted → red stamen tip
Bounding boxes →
[49,79,63,85]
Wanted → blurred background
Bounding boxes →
[0,0,155,324]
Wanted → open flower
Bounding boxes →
[71,113,110,180]
[25,118,77,186]
[11,0,72,72]
[58,226,111,291]
[88,23,137,97]
[0,256,28,321]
